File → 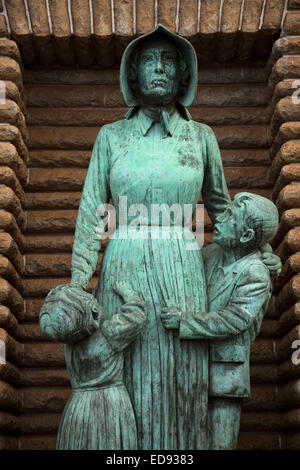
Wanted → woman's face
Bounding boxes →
[137,39,181,106]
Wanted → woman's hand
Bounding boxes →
[161,306,181,330]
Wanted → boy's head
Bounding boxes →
[213,192,279,252]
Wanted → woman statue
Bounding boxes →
[40,24,279,450]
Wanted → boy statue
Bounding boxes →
[161,192,279,450]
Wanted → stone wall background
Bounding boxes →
[0,0,300,451]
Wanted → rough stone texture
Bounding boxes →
[23,344,65,368]
[0,14,9,37]
[277,185,300,213]
[178,0,198,36]
[279,379,300,408]
[241,0,264,32]
[271,98,300,138]
[289,0,300,7]
[271,123,300,159]
[276,228,300,262]
[0,380,21,412]
[0,38,28,450]
[22,387,70,413]
[0,166,25,205]
[0,256,23,293]
[0,211,24,249]
[0,186,25,229]
[15,324,48,343]
[20,414,61,435]
[70,0,91,36]
[157,0,177,32]
[271,142,300,180]
[221,0,243,33]
[5,0,30,36]
[0,232,24,275]
[269,37,300,65]
[238,432,280,450]
[262,0,285,31]
[0,306,18,333]
[273,165,300,201]
[199,0,222,34]
[27,0,50,36]
[0,4,296,448]
[270,56,300,87]
[273,209,300,247]
[21,368,69,387]
[114,0,134,36]
[136,0,155,35]
[0,57,22,90]
[27,106,270,127]
[0,143,27,185]
[91,0,111,36]
[0,328,22,364]
[19,435,56,450]
[283,12,300,36]
[48,0,71,37]
[0,125,28,160]
[1,0,289,66]
[0,100,26,138]
[0,361,21,385]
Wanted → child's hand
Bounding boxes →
[161,306,181,330]
[261,252,282,278]
[113,280,140,303]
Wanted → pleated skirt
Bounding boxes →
[56,385,137,450]
[94,227,209,450]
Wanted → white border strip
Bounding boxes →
[24,0,33,33]
[258,0,267,30]
[155,0,158,26]
[111,0,115,33]
[89,0,94,34]
[176,0,180,33]
[281,0,289,31]
[197,0,201,33]
[218,0,225,32]
[45,0,53,35]
[133,0,136,34]
[238,0,245,31]
[67,0,73,34]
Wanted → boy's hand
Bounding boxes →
[161,306,181,330]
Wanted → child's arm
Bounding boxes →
[161,264,271,340]
[101,280,148,352]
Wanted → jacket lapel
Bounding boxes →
[207,251,260,307]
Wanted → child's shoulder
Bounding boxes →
[202,242,223,263]
[238,253,271,284]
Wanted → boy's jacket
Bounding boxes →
[179,243,272,398]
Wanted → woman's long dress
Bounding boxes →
[71,108,231,450]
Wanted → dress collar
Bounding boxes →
[125,102,191,137]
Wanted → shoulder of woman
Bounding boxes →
[188,120,214,137]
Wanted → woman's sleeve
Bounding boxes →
[201,126,231,224]
[71,127,111,289]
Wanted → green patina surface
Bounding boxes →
[39,25,281,451]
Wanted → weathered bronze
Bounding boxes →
[161,192,279,449]
[39,25,281,450]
